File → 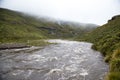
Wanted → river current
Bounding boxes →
[0,39,108,80]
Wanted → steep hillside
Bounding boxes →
[0,8,96,44]
[82,15,120,80]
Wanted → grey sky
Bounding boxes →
[0,0,120,25]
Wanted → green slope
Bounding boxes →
[82,15,120,80]
[0,8,45,42]
[0,8,96,46]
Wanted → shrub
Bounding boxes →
[106,72,120,80]
[112,49,120,59]
[110,58,120,72]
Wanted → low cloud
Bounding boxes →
[0,0,120,25]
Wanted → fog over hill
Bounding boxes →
[56,20,99,28]
[0,0,120,25]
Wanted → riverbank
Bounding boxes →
[0,43,29,50]
[0,39,50,50]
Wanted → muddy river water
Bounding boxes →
[0,39,108,80]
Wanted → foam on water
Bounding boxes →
[46,39,79,44]
[12,70,24,76]
[0,39,108,80]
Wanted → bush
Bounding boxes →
[110,59,120,72]
[112,49,120,59]
[106,72,120,80]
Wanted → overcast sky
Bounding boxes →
[0,0,120,25]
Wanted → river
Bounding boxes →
[0,39,108,80]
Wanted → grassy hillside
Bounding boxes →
[0,8,96,46]
[0,8,69,42]
[81,15,120,80]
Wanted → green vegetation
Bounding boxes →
[106,72,120,80]
[0,8,96,47]
[80,15,120,80]
[26,40,50,46]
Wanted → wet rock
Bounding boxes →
[0,43,30,50]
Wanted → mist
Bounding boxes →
[0,0,120,25]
